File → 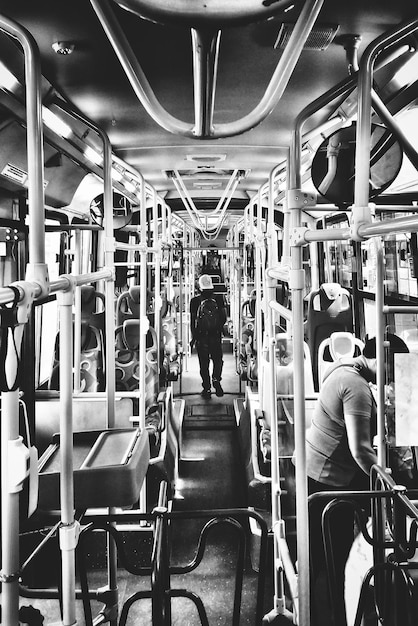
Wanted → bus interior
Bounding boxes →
[0,1,418,625]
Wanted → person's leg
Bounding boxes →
[197,342,211,395]
[210,340,224,395]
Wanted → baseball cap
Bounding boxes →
[198,274,214,291]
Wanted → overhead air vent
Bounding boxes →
[192,182,223,189]
[164,168,249,179]
[274,23,339,50]
[1,163,28,186]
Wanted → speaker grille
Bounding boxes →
[274,23,339,51]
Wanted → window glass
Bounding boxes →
[385,107,418,194]
[361,220,418,298]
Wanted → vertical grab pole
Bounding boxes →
[161,196,167,243]
[138,174,148,514]
[73,229,82,393]
[236,225,243,393]
[1,284,35,626]
[1,388,22,626]
[57,280,80,626]
[0,14,48,626]
[182,223,189,370]
[99,120,120,626]
[289,124,310,624]
[266,165,281,336]
[99,131,116,430]
[244,206,250,297]
[160,199,167,360]
[268,165,280,269]
[154,195,162,375]
[281,153,291,269]
[231,225,240,385]
[375,239,387,468]
[138,174,148,430]
[177,232,184,394]
[265,169,283,620]
[0,282,35,626]
[92,123,119,626]
[268,333,287,616]
[166,202,174,328]
[255,192,264,404]
[188,228,195,361]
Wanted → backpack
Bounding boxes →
[195,297,221,335]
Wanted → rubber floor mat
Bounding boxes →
[185,403,235,429]
[188,404,232,416]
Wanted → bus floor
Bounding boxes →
[19,348,273,624]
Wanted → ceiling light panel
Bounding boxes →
[185,154,227,163]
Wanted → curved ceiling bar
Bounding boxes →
[89,0,194,137]
[111,0,298,27]
[0,15,46,273]
[209,0,325,138]
[90,0,324,139]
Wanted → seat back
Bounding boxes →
[161,299,179,381]
[115,320,159,410]
[306,283,353,390]
[116,285,141,326]
[49,321,105,392]
[80,285,105,331]
[317,332,364,384]
[237,292,257,381]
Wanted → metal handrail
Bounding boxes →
[89,0,324,139]
[312,470,418,626]
[74,505,269,626]
[168,508,269,625]
[0,13,47,624]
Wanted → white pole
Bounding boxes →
[57,285,79,626]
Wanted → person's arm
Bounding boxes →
[345,412,378,474]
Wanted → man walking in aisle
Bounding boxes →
[190,274,227,398]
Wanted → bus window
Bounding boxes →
[321,214,352,287]
[384,106,418,196]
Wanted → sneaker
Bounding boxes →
[201,389,211,399]
[213,382,224,397]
